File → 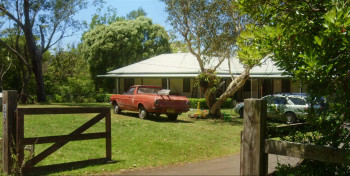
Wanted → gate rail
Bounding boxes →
[16,107,111,173]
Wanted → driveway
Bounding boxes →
[118,153,300,175]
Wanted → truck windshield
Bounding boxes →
[137,87,162,94]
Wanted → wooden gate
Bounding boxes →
[2,91,112,174]
[16,107,112,173]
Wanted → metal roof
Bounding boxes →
[98,52,287,78]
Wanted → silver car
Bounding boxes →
[234,93,316,124]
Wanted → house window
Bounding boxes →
[124,78,134,92]
[243,79,251,91]
[183,78,190,92]
[282,79,290,93]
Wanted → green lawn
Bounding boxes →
[0,104,243,175]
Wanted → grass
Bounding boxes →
[0,104,243,175]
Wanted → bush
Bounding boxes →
[54,94,63,103]
[74,96,85,103]
[189,98,233,109]
[94,94,112,103]
[94,94,106,103]
[84,97,97,103]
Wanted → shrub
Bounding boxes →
[74,96,85,103]
[94,94,112,103]
[94,94,106,103]
[54,94,63,103]
[189,98,233,109]
[84,97,97,103]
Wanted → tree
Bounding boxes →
[0,0,91,102]
[126,7,147,20]
[0,27,35,103]
[82,16,171,91]
[89,6,122,29]
[239,0,350,174]
[44,46,94,101]
[163,0,263,117]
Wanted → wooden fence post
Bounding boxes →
[2,90,18,174]
[240,99,268,175]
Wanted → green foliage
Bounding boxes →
[194,69,221,93]
[163,0,261,116]
[89,6,123,29]
[170,40,189,53]
[236,24,270,67]
[0,0,92,102]
[82,16,171,90]
[189,98,233,109]
[126,7,147,20]
[93,93,111,103]
[240,0,350,174]
[44,47,95,102]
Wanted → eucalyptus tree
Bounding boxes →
[163,0,265,117]
[0,27,34,103]
[82,16,171,90]
[126,7,147,20]
[0,0,93,102]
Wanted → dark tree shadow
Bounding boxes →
[118,112,193,123]
[24,159,123,176]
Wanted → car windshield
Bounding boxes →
[289,97,307,105]
[137,87,162,94]
[125,87,136,95]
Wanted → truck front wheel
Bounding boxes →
[114,103,122,114]
[139,106,148,119]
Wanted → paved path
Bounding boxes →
[118,153,300,175]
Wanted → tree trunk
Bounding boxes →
[23,0,46,102]
[31,54,46,102]
[19,63,32,104]
[206,67,251,117]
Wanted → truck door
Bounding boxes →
[119,87,136,110]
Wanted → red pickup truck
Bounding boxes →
[110,85,190,121]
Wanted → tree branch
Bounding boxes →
[0,39,29,67]
[0,5,25,30]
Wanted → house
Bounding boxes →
[98,53,306,101]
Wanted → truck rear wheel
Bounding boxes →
[167,114,178,121]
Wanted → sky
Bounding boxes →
[61,0,170,47]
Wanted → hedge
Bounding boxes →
[47,93,114,103]
[188,98,233,109]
